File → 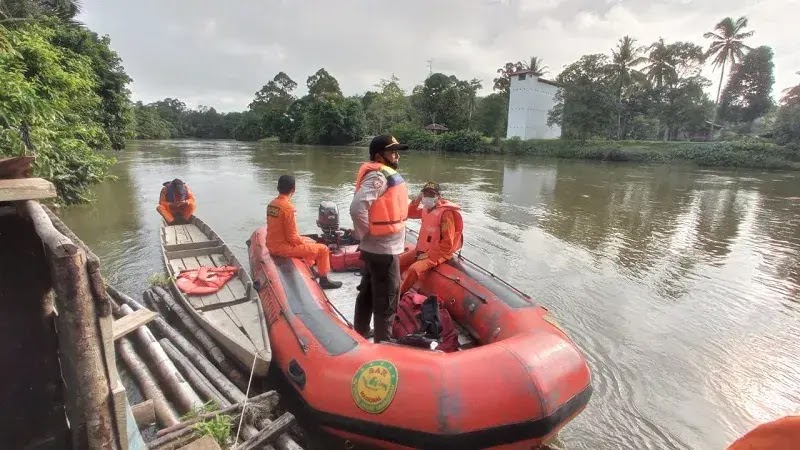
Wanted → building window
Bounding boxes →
[518,74,526,81]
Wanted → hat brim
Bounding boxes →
[384,143,409,151]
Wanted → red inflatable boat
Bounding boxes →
[246,203,592,450]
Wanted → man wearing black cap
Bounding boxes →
[349,134,410,343]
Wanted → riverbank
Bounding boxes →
[297,131,800,170]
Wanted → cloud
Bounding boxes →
[79,0,800,112]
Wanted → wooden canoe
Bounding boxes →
[159,216,271,377]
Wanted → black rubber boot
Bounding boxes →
[318,277,343,290]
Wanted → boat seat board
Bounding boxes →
[167,253,248,310]
[164,224,210,247]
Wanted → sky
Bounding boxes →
[78,0,800,113]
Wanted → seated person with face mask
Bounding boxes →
[399,182,464,295]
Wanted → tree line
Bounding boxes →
[132,15,799,149]
[2,3,798,205]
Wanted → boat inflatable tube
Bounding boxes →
[248,226,592,450]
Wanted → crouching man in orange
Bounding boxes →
[266,175,342,290]
[399,181,463,294]
[157,178,196,225]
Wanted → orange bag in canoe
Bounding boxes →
[176,266,238,295]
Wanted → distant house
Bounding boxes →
[506,70,562,140]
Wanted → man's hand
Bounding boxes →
[417,252,429,261]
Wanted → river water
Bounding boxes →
[59,140,800,450]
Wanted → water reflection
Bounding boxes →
[58,140,800,450]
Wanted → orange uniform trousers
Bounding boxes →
[157,202,196,224]
[269,237,332,277]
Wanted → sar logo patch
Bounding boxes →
[351,360,398,414]
[267,205,280,218]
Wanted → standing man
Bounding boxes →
[399,181,463,295]
[350,135,409,343]
[267,175,342,290]
[157,178,196,225]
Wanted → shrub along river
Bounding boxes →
[59,139,800,449]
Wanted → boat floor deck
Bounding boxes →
[163,222,268,362]
[322,270,478,349]
[0,213,68,449]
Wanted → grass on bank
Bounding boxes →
[379,126,800,170]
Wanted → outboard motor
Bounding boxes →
[317,201,343,244]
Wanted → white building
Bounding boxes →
[505,70,562,140]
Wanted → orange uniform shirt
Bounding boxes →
[266,194,303,251]
[407,198,458,262]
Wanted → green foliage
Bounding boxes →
[491,138,799,169]
[549,54,617,139]
[718,45,775,123]
[365,74,406,134]
[772,104,800,146]
[147,272,170,287]
[474,93,508,138]
[301,97,365,145]
[1,21,119,204]
[182,400,219,420]
[389,122,437,151]
[438,130,485,153]
[409,73,482,131]
[191,413,231,447]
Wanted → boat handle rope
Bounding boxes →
[257,260,308,354]
[406,227,534,303]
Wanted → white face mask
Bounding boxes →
[422,197,436,209]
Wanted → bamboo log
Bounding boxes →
[151,285,247,389]
[235,412,295,450]
[145,289,171,319]
[255,418,304,450]
[23,200,117,450]
[160,339,231,408]
[117,337,180,428]
[155,390,278,438]
[120,304,203,414]
[107,285,246,404]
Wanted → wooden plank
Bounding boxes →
[237,412,295,450]
[164,225,178,246]
[166,246,226,260]
[131,400,156,428]
[227,301,268,355]
[175,225,192,245]
[112,380,128,450]
[164,240,221,253]
[0,177,57,201]
[185,224,209,243]
[112,309,158,340]
[178,435,222,450]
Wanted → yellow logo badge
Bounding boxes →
[351,360,398,414]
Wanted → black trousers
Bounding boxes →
[354,250,400,343]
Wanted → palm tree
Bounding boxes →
[524,56,549,76]
[610,36,648,139]
[703,16,753,136]
[781,71,800,105]
[644,38,678,89]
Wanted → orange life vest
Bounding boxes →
[176,266,238,295]
[355,162,409,236]
[416,200,464,254]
